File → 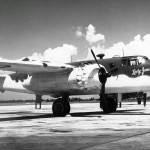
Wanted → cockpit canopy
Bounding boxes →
[122,56,148,66]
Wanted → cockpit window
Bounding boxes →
[129,56,147,66]
[129,58,138,66]
[137,57,146,64]
[122,56,147,66]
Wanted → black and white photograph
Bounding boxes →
[1,0,150,149]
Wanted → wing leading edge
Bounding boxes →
[0,60,74,75]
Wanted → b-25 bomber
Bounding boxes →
[0,50,149,116]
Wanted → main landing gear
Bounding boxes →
[100,95,117,113]
[34,94,70,117]
[137,93,147,107]
[52,97,70,117]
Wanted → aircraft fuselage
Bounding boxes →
[1,55,150,98]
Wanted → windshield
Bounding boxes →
[137,56,146,64]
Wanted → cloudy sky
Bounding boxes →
[0,0,150,99]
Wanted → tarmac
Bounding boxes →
[0,101,150,150]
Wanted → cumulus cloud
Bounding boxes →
[74,25,150,60]
[105,34,150,58]
[0,57,14,62]
[0,44,77,63]
[85,34,150,60]
[75,27,84,38]
[74,24,150,60]
[85,24,105,45]
[1,24,150,65]
[29,44,77,63]
[43,44,77,63]
[75,24,105,45]
[105,42,126,58]
[29,52,44,61]
[86,44,105,60]
[124,34,150,58]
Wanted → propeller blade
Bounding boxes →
[91,49,101,69]
[100,83,105,101]
[100,83,109,113]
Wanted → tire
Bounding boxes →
[64,100,70,114]
[102,97,117,113]
[52,98,70,117]
[107,97,117,113]
[137,98,141,105]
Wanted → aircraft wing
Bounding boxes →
[0,60,74,75]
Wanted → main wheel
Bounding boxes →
[137,98,141,105]
[102,97,117,113]
[64,100,70,114]
[52,98,70,117]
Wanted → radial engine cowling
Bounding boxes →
[68,64,102,92]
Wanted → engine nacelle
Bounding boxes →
[68,64,101,91]
[23,64,102,95]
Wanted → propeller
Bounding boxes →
[91,49,118,113]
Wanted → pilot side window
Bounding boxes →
[129,59,138,66]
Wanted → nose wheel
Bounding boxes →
[52,98,70,117]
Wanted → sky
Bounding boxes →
[0,0,150,99]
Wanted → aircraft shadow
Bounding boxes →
[70,109,148,117]
[70,111,104,117]
[0,113,55,122]
[110,109,149,115]
[0,111,33,115]
[0,109,149,121]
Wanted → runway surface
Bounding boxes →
[0,101,150,150]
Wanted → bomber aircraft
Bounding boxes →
[0,49,149,116]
